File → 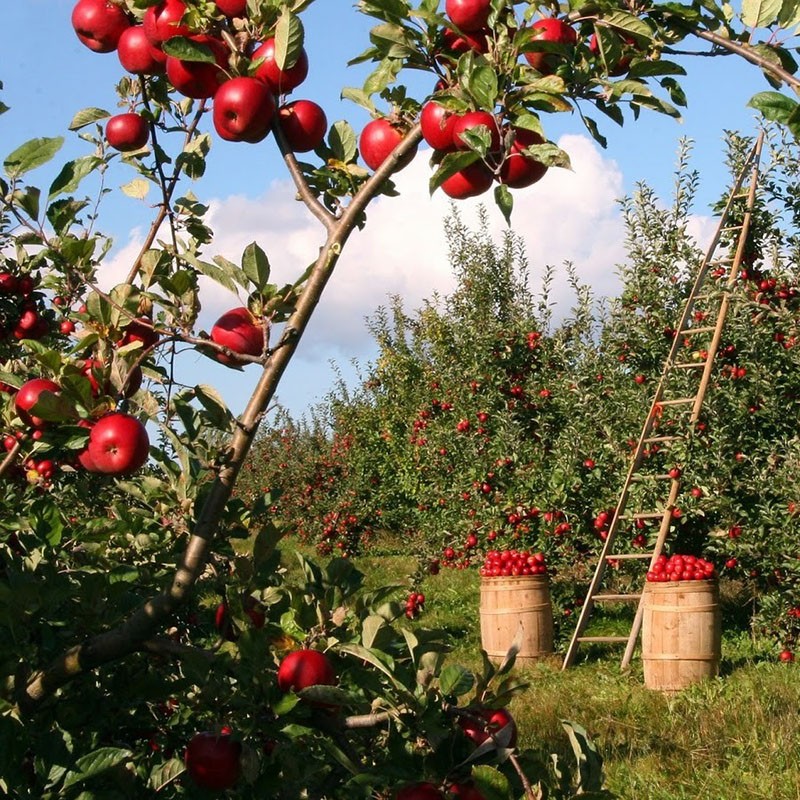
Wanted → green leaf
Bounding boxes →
[362,614,387,648]
[47,198,90,234]
[148,758,185,791]
[627,60,687,78]
[337,643,400,686]
[242,242,271,289]
[49,156,104,199]
[369,22,414,54]
[12,186,40,219]
[747,90,798,124]
[329,120,358,163]
[429,150,480,194]
[778,0,800,29]
[467,63,499,111]
[161,36,216,62]
[494,184,513,226]
[62,747,133,789]
[471,765,511,800]
[598,10,654,39]
[28,390,78,424]
[341,87,377,114]
[561,720,605,793]
[69,107,111,131]
[194,384,234,428]
[121,179,150,199]
[4,137,64,179]
[199,254,246,293]
[363,58,403,97]
[439,664,475,697]
[33,501,64,547]
[742,0,782,27]
[274,9,305,70]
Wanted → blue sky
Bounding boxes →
[0,1,777,419]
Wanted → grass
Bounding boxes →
[305,547,800,800]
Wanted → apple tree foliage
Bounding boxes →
[2,0,800,796]
[241,131,800,651]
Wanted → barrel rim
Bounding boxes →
[480,575,550,586]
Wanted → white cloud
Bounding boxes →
[102,133,717,416]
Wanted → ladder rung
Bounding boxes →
[709,256,734,265]
[620,512,666,520]
[578,636,629,644]
[720,224,743,232]
[658,398,696,406]
[610,553,654,560]
[642,435,683,443]
[631,473,673,482]
[692,294,714,302]
[679,326,717,334]
[593,593,643,602]
[673,361,707,369]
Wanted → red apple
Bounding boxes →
[0,273,19,294]
[71,0,131,53]
[458,707,517,748]
[143,0,190,45]
[117,25,167,74]
[119,317,159,350]
[440,161,493,199]
[252,39,309,95]
[166,34,229,99]
[445,0,491,32]
[779,649,795,663]
[449,782,486,800]
[441,26,490,55]
[420,101,458,151]
[278,100,328,152]
[396,783,444,800]
[210,307,264,365]
[359,118,417,172]
[80,358,142,399]
[451,110,501,153]
[497,128,547,189]
[213,76,276,143]
[76,419,99,472]
[214,0,247,16]
[82,412,150,476]
[589,32,634,76]
[523,18,577,74]
[185,731,241,791]
[15,378,61,428]
[106,113,150,152]
[277,649,336,693]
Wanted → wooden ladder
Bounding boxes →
[561,132,765,671]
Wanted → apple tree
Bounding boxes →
[3,0,800,796]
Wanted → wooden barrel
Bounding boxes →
[479,575,554,664]
[641,580,721,693]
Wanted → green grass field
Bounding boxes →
[328,549,800,800]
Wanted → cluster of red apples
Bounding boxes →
[479,548,548,578]
[69,0,631,201]
[0,272,59,342]
[71,0,328,152]
[646,553,717,582]
[3,314,157,479]
[395,708,517,799]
